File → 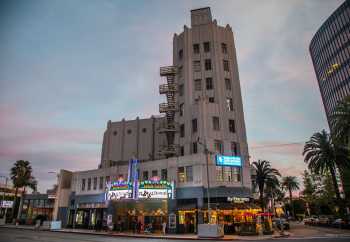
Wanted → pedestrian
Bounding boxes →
[162,220,167,235]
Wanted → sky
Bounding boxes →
[0,0,344,192]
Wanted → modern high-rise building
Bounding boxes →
[51,7,253,233]
[309,0,350,199]
[309,0,350,127]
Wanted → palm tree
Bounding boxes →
[10,160,37,222]
[331,96,350,143]
[303,130,349,201]
[252,160,281,211]
[265,176,282,214]
[282,176,299,218]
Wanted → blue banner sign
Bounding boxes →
[216,155,242,167]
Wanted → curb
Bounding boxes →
[0,226,288,240]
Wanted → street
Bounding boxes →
[1,225,350,242]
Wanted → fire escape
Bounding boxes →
[158,66,178,157]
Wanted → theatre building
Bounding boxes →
[54,7,254,234]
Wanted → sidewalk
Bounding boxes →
[0,224,290,240]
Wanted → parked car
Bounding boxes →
[332,218,346,229]
[304,216,318,225]
[318,216,331,226]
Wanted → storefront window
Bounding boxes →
[76,211,84,225]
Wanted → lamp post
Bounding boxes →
[197,138,213,224]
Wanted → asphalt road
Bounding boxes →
[0,228,350,242]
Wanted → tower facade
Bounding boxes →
[173,7,250,183]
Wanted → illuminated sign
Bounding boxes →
[106,181,132,200]
[137,180,174,199]
[216,155,242,167]
[0,200,13,208]
[227,197,250,203]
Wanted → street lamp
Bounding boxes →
[197,138,214,224]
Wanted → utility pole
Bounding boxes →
[197,138,212,224]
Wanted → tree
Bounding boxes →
[331,97,350,201]
[10,160,37,222]
[301,170,316,216]
[282,176,300,218]
[251,160,281,211]
[303,130,349,201]
[330,96,350,142]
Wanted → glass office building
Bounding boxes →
[309,0,350,126]
[309,0,350,199]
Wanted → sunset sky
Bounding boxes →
[0,0,343,192]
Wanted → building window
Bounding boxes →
[192,142,198,154]
[179,84,184,96]
[193,44,200,54]
[180,146,184,156]
[225,79,231,90]
[99,177,104,190]
[178,49,183,60]
[142,128,147,133]
[205,59,212,71]
[180,124,185,138]
[223,60,230,72]
[113,131,117,136]
[81,179,86,191]
[224,166,232,182]
[216,166,223,182]
[152,170,158,178]
[127,129,132,134]
[204,42,210,52]
[178,166,193,183]
[178,167,185,183]
[209,97,215,103]
[231,142,239,156]
[192,119,197,133]
[105,176,110,184]
[233,167,241,182]
[214,140,223,153]
[178,66,183,78]
[221,43,227,54]
[206,78,213,90]
[87,178,91,191]
[179,103,184,116]
[213,116,220,131]
[194,79,201,91]
[161,169,167,180]
[93,177,97,190]
[193,61,201,72]
[143,171,149,181]
[227,98,233,111]
[229,119,236,133]
[186,166,193,182]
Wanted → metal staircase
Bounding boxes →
[158,66,178,157]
